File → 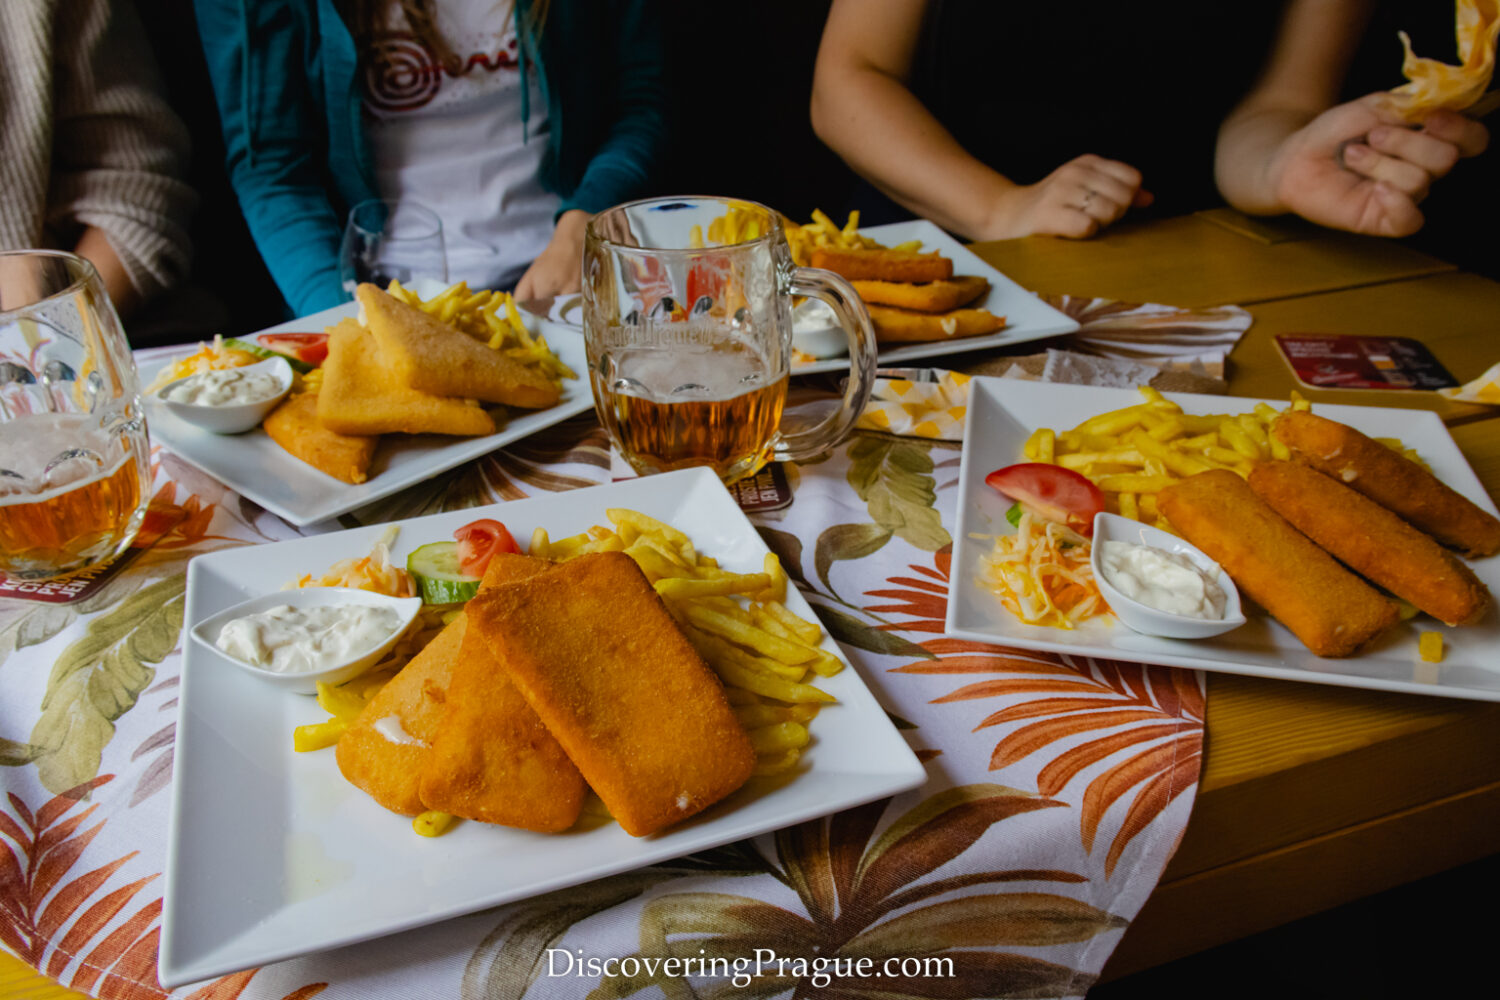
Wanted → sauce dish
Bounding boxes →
[154,356,293,434]
[189,586,423,693]
[1091,511,1246,640]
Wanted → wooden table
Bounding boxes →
[968,224,1500,980]
[4,217,1496,997]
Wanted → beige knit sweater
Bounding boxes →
[0,0,195,302]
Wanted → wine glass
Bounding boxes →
[338,199,448,299]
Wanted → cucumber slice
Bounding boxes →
[224,337,315,374]
[407,541,481,604]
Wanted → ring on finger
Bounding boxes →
[1080,189,1096,210]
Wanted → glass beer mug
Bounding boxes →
[583,196,877,483]
[0,251,151,580]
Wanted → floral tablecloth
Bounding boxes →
[1,349,1207,1000]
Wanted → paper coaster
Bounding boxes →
[1275,333,1459,391]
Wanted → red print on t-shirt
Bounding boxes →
[362,32,520,113]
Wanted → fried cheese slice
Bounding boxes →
[335,615,466,816]
[355,283,560,409]
[467,551,756,837]
[418,554,585,832]
[263,391,378,484]
[317,318,495,437]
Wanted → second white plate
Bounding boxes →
[947,378,1500,701]
[139,303,595,527]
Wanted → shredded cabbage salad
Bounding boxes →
[977,512,1108,629]
[289,526,413,598]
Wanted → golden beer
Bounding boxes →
[597,368,788,481]
[0,415,148,579]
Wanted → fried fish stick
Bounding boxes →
[851,275,990,312]
[1160,470,1399,657]
[1248,462,1490,626]
[1274,412,1500,557]
[335,616,466,816]
[808,247,953,283]
[418,554,585,832]
[467,551,755,837]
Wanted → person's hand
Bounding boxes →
[982,154,1154,240]
[514,209,591,300]
[1267,94,1489,237]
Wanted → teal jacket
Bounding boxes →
[194,0,665,315]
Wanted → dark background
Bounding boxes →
[135,0,1490,340]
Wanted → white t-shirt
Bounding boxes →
[361,0,560,290]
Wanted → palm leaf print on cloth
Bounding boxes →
[574,787,1121,999]
[872,552,1204,876]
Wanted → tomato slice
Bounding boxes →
[257,332,329,365]
[453,518,521,578]
[985,463,1105,537]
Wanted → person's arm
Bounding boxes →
[74,225,141,318]
[1216,0,1488,237]
[809,0,1149,240]
[50,0,195,318]
[518,0,666,299]
[193,0,347,315]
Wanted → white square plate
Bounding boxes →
[140,303,595,527]
[947,378,1500,701]
[160,468,926,988]
[525,220,1080,374]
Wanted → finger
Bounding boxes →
[1133,187,1155,208]
[1366,181,1425,238]
[1074,172,1138,215]
[1340,142,1431,202]
[515,269,538,300]
[1366,125,1460,177]
[1042,205,1101,239]
[1415,109,1489,158]
[1076,186,1128,225]
[1072,153,1144,194]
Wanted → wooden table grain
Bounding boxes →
[4,220,1495,997]
[970,212,1455,310]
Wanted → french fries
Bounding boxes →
[782,210,922,267]
[1022,387,1313,531]
[386,280,576,383]
[525,507,840,776]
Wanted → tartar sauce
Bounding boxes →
[215,603,403,674]
[160,367,283,406]
[791,299,849,359]
[1099,541,1228,620]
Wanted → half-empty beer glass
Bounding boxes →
[0,251,151,580]
[583,197,877,483]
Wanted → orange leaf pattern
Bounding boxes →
[1,363,1202,998]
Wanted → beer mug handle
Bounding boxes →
[776,268,878,463]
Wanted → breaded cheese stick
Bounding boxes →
[1160,470,1399,657]
[1274,411,1500,558]
[467,551,755,837]
[418,554,585,832]
[1249,462,1491,626]
[336,616,466,816]
[808,246,953,283]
